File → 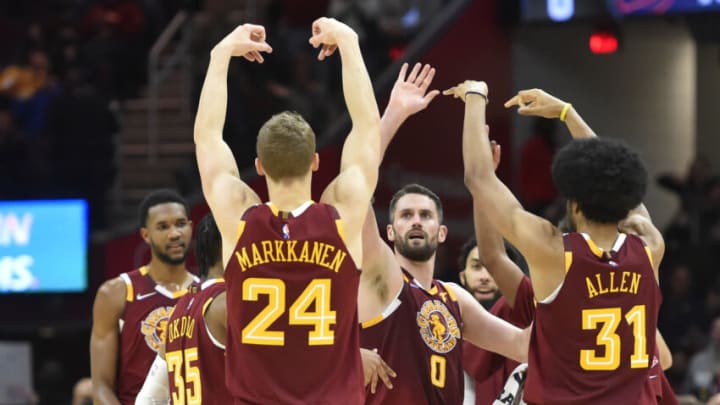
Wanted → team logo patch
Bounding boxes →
[141,306,173,352]
[416,300,461,353]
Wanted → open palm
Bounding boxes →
[387,63,440,116]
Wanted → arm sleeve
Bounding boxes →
[135,354,170,405]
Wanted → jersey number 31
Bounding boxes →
[580,305,648,371]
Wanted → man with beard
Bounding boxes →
[358,63,529,405]
[90,189,199,405]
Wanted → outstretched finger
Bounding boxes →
[407,62,422,84]
[415,64,432,86]
[504,95,521,108]
[422,89,440,106]
[442,86,457,96]
[378,362,396,389]
[370,368,379,394]
[396,63,409,84]
[421,67,436,91]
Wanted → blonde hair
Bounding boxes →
[256,111,316,180]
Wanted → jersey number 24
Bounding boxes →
[241,277,336,346]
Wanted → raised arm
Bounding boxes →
[312,17,379,265]
[504,88,596,139]
[350,63,439,318]
[194,24,270,264]
[90,278,126,405]
[446,81,564,301]
[505,88,664,272]
[471,142,526,307]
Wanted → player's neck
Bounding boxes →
[146,260,191,290]
[206,265,224,281]
[576,221,620,252]
[266,175,312,212]
[396,251,436,290]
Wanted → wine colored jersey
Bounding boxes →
[464,276,535,405]
[524,232,661,405]
[224,202,363,404]
[361,269,464,405]
[116,266,196,405]
[165,278,230,405]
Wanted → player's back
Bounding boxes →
[165,278,230,405]
[361,270,464,405]
[225,202,363,404]
[117,267,193,405]
[524,232,661,405]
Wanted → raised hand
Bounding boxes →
[216,24,272,63]
[360,348,397,394]
[387,62,440,118]
[443,80,488,103]
[308,17,357,61]
[503,88,566,119]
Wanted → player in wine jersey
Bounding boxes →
[195,19,381,404]
[91,189,198,405]
[450,80,664,403]
[459,238,534,405]
[135,212,229,405]
[357,64,529,405]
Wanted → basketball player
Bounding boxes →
[194,19,380,403]
[90,189,198,405]
[135,212,229,405]
[135,214,395,404]
[357,63,529,405]
[449,80,663,403]
[500,88,677,405]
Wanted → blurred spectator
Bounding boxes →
[519,117,558,216]
[81,0,147,99]
[660,263,706,353]
[659,156,717,245]
[684,317,720,401]
[44,68,118,229]
[0,49,51,101]
[0,105,29,196]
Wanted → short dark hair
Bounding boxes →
[388,184,443,223]
[552,138,647,224]
[457,237,529,275]
[138,189,190,228]
[195,213,222,279]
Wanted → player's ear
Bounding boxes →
[458,271,467,286]
[310,153,319,172]
[255,158,265,176]
[140,227,150,244]
[438,225,448,243]
[386,224,395,241]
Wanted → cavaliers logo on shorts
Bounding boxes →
[140,306,173,352]
[416,300,461,353]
